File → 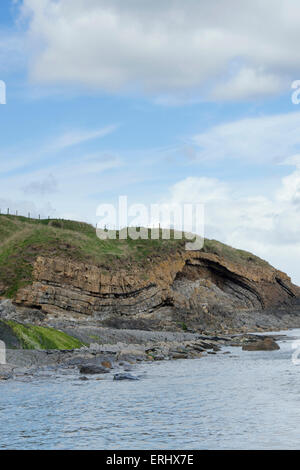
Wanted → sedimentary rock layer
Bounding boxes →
[14,249,300,331]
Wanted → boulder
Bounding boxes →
[0,372,12,381]
[0,365,13,380]
[117,349,147,362]
[152,354,166,361]
[170,351,188,359]
[242,337,280,351]
[113,373,139,381]
[79,364,110,375]
[101,360,113,369]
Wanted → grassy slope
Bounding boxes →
[201,238,269,267]
[0,214,270,298]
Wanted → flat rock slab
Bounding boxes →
[242,337,280,351]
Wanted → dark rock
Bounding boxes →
[195,340,216,350]
[152,354,166,361]
[242,337,280,351]
[0,372,13,381]
[79,364,110,375]
[0,320,22,349]
[113,373,139,381]
[170,352,188,359]
[190,345,205,352]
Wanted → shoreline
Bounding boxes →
[0,324,291,382]
[1,298,299,382]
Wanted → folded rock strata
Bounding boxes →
[14,248,300,332]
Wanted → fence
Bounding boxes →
[0,209,99,228]
[0,208,50,220]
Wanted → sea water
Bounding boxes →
[1,329,300,449]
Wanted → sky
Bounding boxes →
[2,1,300,283]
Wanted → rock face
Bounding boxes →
[14,247,300,332]
[0,299,16,319]
[242,337,280,351]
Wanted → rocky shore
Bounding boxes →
[0,298,285,382]
[0,333,282,381]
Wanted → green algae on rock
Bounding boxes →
[1,320,84,350]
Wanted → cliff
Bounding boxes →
[1,214,300,333]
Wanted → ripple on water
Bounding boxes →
[1,330,300,449]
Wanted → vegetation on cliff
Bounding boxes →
[0,214,269,299]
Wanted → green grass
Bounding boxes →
[0,215,186,297]
[202,238,270,268]
[5,320,84,350]
[0,214,270,298]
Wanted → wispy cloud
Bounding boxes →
[192,112,300,164]
[50,124,119,152]
[0,123,119,176]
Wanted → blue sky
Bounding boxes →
[2,0,300,282]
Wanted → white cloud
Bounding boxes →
[166,170,300,284]
[169,177,229,204]
[0,124,118,175]
[211,67,283,101]
[277,169,300,204]
[192,112,300,164]
[17,0,300,100]
[51,125,118,151]
[0,31,27,73]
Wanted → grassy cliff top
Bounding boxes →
[0,214,270,298]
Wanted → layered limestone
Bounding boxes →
[14,249,300,331]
